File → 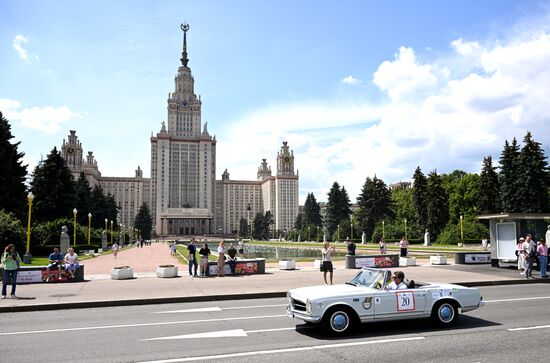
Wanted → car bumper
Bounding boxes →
[287,306,321,323]
[462,300,485,312]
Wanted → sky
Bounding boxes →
[2,0,550,204]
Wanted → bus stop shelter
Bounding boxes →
[477,213,550,267]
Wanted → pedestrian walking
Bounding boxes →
[481,238,488,251]
[112,242,120,259]
[1,244,21,299]
[170,241,177,256]
[399,236,409,257]
[199,242,211,277]
[321,242,335,285]
[217,240,226,277]
[187,239,198,277]
[379,238,386,255]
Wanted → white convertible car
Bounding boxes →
[287,267,485,336]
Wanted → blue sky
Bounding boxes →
[2,0,550,203]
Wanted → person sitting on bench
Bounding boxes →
[64,248,80,279]
[45,247,64,282]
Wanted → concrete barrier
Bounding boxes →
[430,255,447,265]
[278,260,296,270]
[345,254,399,269]
[206,258,265,276]
[400,257,417,266]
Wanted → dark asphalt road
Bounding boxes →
[1,284,549,362]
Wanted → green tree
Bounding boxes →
[325,182,351,237]
[134,202,153,240]
[518,132,550,212]
[238,218,249,238]
[412,166,428,229]
[303,193,322,226]
[30,147,76,223]
[0,210,25,253]
[426,170,449,240]
[75,172,92,224]
[356,176,394,240]
[499,138,521,212]
[442,170,479,224]
[106,193,119,229]
[477,156,500,214]
[0,112,28,218]
[90,185,108,229]
[294,213,305,230]
[252,212,266,240]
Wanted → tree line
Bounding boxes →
[291,131,550,244]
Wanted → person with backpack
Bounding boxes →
[522,234,535,279]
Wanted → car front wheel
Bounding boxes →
[322,306,356,336]
[432,301,458,326]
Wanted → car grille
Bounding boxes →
[291,298,306,311]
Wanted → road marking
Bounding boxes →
[137,336,425,362]
[144,329,248,340]
[155,307,222,314]
[508,325,550,332]
[142,326,305,341]
[154,304,287,314]
[485,296,550,303]
[0,314,286,336]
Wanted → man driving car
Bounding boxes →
[388,270,407,290]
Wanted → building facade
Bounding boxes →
[60,24,299,236]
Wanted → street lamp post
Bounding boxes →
[73,208,78,246]
[24,192,34,263]
[350,215,353,240]
[307,226,310,242]
[337,224,340,242]
[88,213,92,245]
[110,220,113,244]
[460,215,464,241]
[382,220,385,240]
[104,218,108,234]
[404,218,408,240]
[317,226,320,242]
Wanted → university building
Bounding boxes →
[60,24,298,236]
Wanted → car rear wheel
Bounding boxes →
[322,306,356,336]
[431,301,458,326]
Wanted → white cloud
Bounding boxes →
[0,99,81,134]
[451,38,481,56]
[221,28,550,204]
[341,75,362,85]
[12,34,29,61]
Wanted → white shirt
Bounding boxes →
[322,248,333,261]
[112,244,119,251]
[217,246,225,254]
[65,253,78,264]
[388,281,407,290]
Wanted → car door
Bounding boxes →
[374,287,427,319]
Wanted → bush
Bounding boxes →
[435,218,489,245]
[0,209,25,253]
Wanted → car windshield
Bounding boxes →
[348,269,387,289]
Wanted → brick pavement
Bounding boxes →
[82,242,186,275]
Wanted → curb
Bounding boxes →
[1,278,548,313]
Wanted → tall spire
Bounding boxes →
[180,22,190,67]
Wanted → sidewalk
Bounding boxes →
[1,244,548,312]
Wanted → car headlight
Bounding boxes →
[306,299,312,314]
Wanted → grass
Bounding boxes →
[19,245,133,266]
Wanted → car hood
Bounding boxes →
[289,284,371,302]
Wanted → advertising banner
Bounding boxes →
[355,257,375,268]
[16,270,42,283]
[464,253,491,264]
[235,262,258,274]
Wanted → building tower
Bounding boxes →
[150,23,217,235]
[274,142,299,231]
